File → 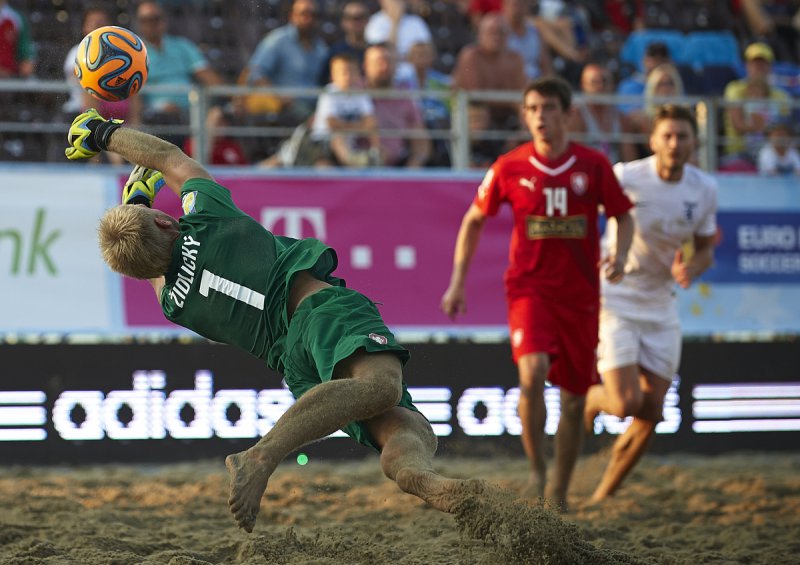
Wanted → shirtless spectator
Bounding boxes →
[452,13,527,166]
[570,62,637,164]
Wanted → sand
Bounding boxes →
[1,449,798,565]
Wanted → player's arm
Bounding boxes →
[109,127,212,191]
[65,109,213,191]
[441,204,487,319]
[602,210,634,283]
[672,233,715,289]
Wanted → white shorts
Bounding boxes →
[597,308,681,380]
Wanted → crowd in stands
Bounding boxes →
[1,0,799,174]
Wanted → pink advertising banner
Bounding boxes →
[123,174,514,330]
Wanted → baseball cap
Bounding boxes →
[744,42,774,62]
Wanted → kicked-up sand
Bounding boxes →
[1,450,798,564]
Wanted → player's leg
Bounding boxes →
[589,368,671,503]
[547,388,586,511]
[517,352,550,498]
[364,406,486,512]
[585,310,643,431]
[508,295,553,498]
[584,364,642,430]
[227,350,403,532]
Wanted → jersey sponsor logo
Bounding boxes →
[368,333,388,345]
[570,172,588,195]
[526,214,587,239]
[182,192,198,215]
[168,235,202,308]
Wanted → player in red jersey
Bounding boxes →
[442,76,634,510]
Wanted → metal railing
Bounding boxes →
[0,78,796,170]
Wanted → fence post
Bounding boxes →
[188,86,208,166]
[451,90,470,171]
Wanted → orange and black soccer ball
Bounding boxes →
[74,26,149,102]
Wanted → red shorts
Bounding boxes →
[506,293,600,395]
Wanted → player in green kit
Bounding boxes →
[65,109,484,533]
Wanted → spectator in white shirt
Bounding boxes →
[758,121,800,175]
[365,0,432,60]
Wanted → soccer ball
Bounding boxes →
[74,26,149,102]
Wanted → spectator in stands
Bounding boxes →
[723,42,791,169]
[626,63,685,159]
[363,43,431,167]
[406,40,452,166]
[132,1,224,135]
[467,0,502,29]
[183,106,249,166]
[63,4,128,164]
[452,13,527,167]
[365,0,433,61]
[503,0,553,80]
[0,0,35,78]
[602,0,645,36]
[320,1,371,84]
[534,0,591,87]
[740,0,799,63]
[757,120,800,175]
[244,0,329,123]
[309,52,380,168]
[616,42,670,116]
[570,62,637,164]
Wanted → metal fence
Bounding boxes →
[0,78,797,171]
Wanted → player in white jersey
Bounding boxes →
[584,105,718,503]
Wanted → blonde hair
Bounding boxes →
[644,63,684,118]
[98,205,175,279]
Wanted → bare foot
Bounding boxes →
[395,468,487,513]
[587,489,610,506]
[520,473,545,500]
[545,487,569,513]
[225,449,276,533]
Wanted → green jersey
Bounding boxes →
[160,178,344,369]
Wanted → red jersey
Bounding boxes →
[474,142,633,305]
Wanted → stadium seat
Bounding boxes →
[698,64,743,96]
[676,64,705,95]
[619,29,686,72]
[771,62,800,97]
[683,31,743,72]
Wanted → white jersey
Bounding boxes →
[602,156,718,321]
[310,83,374,140]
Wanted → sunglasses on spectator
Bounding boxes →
[343,12,368,20]
[295,9,318,17]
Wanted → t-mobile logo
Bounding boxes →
[261,207,326,240]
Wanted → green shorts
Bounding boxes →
[281,286,417,451]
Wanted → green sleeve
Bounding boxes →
[178,178,245,218]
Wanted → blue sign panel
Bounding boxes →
[707,212,800,283]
